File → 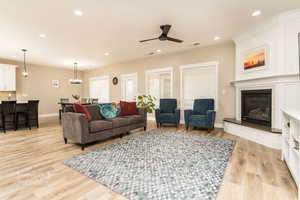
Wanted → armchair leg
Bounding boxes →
[64,138,67,144]
[81,144,85,151]
[186,126,189,131]
[144,126,147,131]
[208,128,214,133]
[156,123,159,128]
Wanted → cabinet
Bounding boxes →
[282,109,300,200]
[0,65,16,91]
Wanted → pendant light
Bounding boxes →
[21,49,28,78]
[70,62,82,84]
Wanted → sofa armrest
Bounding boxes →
[155,109,161,123]
[62,112,89,144]
[137,107,147,123]
[184,109,193,126]
[175,109,180,123]
[206,110,216,128]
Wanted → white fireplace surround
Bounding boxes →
[224,10,300,149]
[232,74,300,130]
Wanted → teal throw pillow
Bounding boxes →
[100,104,118,119]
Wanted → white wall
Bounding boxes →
[234,9,300,81]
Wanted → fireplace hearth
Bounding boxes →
[241,89,272,127]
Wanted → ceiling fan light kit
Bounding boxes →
[140,24,183,43]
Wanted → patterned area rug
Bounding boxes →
[64,131,235,200]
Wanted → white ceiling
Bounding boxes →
[0,0,299,70]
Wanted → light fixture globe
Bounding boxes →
[69,79,83,84]
[70,62,82,84]
[21,49,29,78]
[22,71,28,78]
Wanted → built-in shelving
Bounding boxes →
[282,109,300,199]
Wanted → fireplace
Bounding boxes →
[241,89,272,127]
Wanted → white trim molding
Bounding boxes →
[179,61,219,111]
[39,113,59,118]
[147,117,223,128]
[120,73,138,101]
[145,66,174,98]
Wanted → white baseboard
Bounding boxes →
[39,113,59,118]
[148,117,223,128]
[224,121,281,149]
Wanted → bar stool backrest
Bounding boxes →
[1,101,16,115]
[27,100,39,116]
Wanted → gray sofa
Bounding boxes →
[62,104,147,150]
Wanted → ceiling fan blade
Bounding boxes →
[160,25,171,35]
[139,38,159,43]
[166,37,183,43]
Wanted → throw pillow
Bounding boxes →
[120,101,139,116]
[100,104,119,119]
[85,105,103,120]
[73,104,92,121]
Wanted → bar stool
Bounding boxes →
[27,100,39,129]
[1,101,17,133]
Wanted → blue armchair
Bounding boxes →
[184,99,216,132]
[155,99,180,128]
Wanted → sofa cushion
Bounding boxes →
[89,120,113,133]
[189,115,207,121]
[85,105,103,120]
[73,104,92,121]
[122,115,144,124]
[120,101,139,116]
[160,113,176,121]
[106,117,130,128]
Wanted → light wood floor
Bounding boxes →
[0,118,297,200]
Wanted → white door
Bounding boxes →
[121,73,137,101]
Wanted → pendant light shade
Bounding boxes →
[70,62,82,84]
[22,49,28,78]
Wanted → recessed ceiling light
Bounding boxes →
[252,10,261,17]
[214,36,220,41]
[193,42,200,46]
[74,10,83,16]
[104,52,110,56]
[156,49,161,53]
[39,33,46,38]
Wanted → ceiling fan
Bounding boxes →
[140,24,183,43]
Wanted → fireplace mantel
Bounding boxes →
[230,73,299,86]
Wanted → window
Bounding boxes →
[89,76,110,103]
[145,67,173,107]
[121,73,137,101]
[180,62,218,110]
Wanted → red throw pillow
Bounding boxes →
[120,101,139,116]
[73,104,92,121]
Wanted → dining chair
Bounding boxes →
[91,98,98,104]
[81,98,89,104]
[1,101,17,133]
